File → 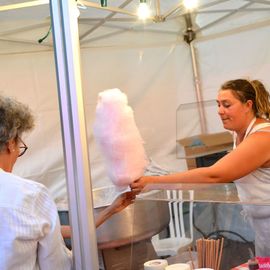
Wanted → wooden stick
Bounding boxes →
[217,238,224,270]
[208,239,211,268]
[204,239,207,268]
[210,240,213,268]
[202,239,205,268]
[210,240,212,268]
[196,240,199,268]
[207,239,210,268]
[197,239,202,268]
[215,239,220,270]
[212,240,216,269]
[213,239,216,269]
[188,246,195,270]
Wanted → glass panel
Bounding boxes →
[137,183,270,205]
[129,185,270,270]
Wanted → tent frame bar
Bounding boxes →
[50,1,98,269]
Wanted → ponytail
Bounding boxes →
[250,80,270,119]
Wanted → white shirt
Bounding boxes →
[234,121,270,205]
[0,169,73,270]
[234,121,270,256]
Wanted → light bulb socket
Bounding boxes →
[101,0,107,7]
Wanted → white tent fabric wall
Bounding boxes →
[197,25,270,95]
[0,43,194,202]
[82,43,195,188]
[1,0,270,205]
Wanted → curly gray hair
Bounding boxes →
[0,95,34,151]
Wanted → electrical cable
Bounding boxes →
[38,25,52,44]
[206,230,252,244]
[192,204,252,244]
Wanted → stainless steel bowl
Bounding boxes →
[59,187,170,250]
[94,194,170,249]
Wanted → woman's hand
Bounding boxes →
[130,176,148,194]
[107,191,136,214]
[95,191,136,227]
[61,191,137,233]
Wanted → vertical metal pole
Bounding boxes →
[155,0,161,16]
[49,1,99,269]
[189,41,207,134]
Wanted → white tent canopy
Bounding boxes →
[1,0,270,203]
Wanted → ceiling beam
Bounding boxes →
[79,0,134,42]
[80,0,137,17]
[0,36,52,47]
[79,17,138,22]
[244,0,270,5]
[163,2,184,19]
[0,0,48,12]
[0,22,49,36]
[194,8,270,13]
[196,17,270,42]
[196,2,253,33]
[155,0,161,16]
[168,0,231,20]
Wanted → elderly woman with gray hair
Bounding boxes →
[0,95,73,270]
[0,95,136,270]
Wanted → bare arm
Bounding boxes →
[61,225,71,239]
[130,132,270,191]
[96,191,136,227]
[61,191,136,238]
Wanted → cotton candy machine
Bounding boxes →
[58,186,170,249]
[93,186,170,249]
[92,187,170,270]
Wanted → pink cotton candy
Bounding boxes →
[93,88,149,187]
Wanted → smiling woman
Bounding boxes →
[130,78,270,257]
[218,79,270,139]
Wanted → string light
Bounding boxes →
[137,0,151,20]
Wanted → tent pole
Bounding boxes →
[184,12,207,134]
[189,41,207,134]
[50,1,99,269]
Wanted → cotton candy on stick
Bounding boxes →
[93,88,149,187]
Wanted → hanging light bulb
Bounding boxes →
[137,0,151,20]
[183,0,198,10]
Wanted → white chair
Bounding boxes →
[151,190,194,257]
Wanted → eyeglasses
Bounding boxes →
[18,138,28,157]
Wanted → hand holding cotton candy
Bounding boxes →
[93,88,149,187]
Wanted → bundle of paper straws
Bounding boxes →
[196,238,224,270]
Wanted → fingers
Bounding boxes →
[130,181,140,190]
[130,180,144,195]
[125,191,136,200]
